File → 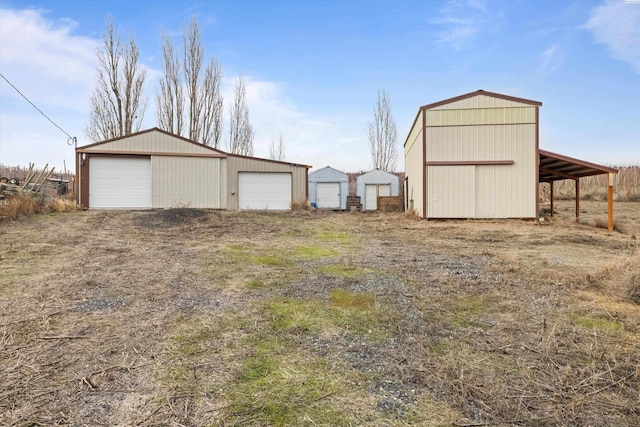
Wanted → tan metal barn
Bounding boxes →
[76,128,310,210]
[404,90,617,226]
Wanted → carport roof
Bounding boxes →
[539,149,618,182]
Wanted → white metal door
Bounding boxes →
[89,156,151,209]
[427,165,475,218]
[238,172,291,210]
[316,182,340,208]
[364,184,391,211]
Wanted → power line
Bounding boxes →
[0,72,74,140]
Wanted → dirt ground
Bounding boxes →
[1,200,639,426]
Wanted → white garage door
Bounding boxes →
[364,184,390,211]
[238,172,291,210]
[316,182,340,208]
[89,157,152,209]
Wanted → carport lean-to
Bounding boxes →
[539,150,618,231]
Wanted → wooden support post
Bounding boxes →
[550,182,554,217]
[607,173,614,232]
[575,179,580,223]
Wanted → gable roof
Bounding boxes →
[309,166,348,176]
[77,128,312,168]
[77,127,227,155]
[420,89,542,110]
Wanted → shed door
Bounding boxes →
[427,166,475,218]
[238,172,291,210]
[89,156,151,209]
[364,184,390,211]
[316,182,340,208]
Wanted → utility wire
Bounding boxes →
[0,72,74,140]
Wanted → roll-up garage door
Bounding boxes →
[316,182,340,208]
[238,172,291,210]
[89,156,152,209]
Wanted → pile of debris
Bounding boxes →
[0,163,56,202]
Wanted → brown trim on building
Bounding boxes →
[403,110,423,148]
[77,149,225,158]
[77,128,312,169]
[79,153,89,208]
[539,150,618,175]
[422,110,427,219]
[420,90,542,111]
[77,127,228,155]
[425,160,514,166]
[425,122,536,128]
[227,152,311,169]
[535,106,539,218]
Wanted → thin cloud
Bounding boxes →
[584,0,640,74]
[537,44,564,77]
[225,76,368,170]
[430,0,492,50]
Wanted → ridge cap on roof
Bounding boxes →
[419,89,542,110]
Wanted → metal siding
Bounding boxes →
[427,166,475,218]
[226,156,307,210]
[404,110,423,152]
[308,166,348,183]
[425,124,536,218]
[151,156,222,209]
[83,131,221,155]
[430,95,534,110]
[308,166,348,210]
[356,170,400,202]
[404,112,424,215]
[425,107,535,127]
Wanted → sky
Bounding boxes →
[0,0,638,175]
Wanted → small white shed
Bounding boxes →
[356,169,400,211]
[308,166,348,210]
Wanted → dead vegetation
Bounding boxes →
[0,193,77,220]
[1,204,639,426]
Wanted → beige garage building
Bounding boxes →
[76,128,310,210]
[404,90,617,223]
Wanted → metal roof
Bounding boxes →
[420,89,542,110]
[539,149,618,182]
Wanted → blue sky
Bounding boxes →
[0,0,638,174]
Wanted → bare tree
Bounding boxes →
[269,133,286,161]
[156,30,183,136]
[87,17,147,142]
[228,76,254,156]
[156,17,223,147]
[368,90,398,172]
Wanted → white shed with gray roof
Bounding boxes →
[308,166,348,210]
[356,169,400,211]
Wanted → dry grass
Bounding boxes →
[48,197,78,212]
[541,165,640,202]
[0,193,43,220]
[1,205,639,426]
[0,194,77,221]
